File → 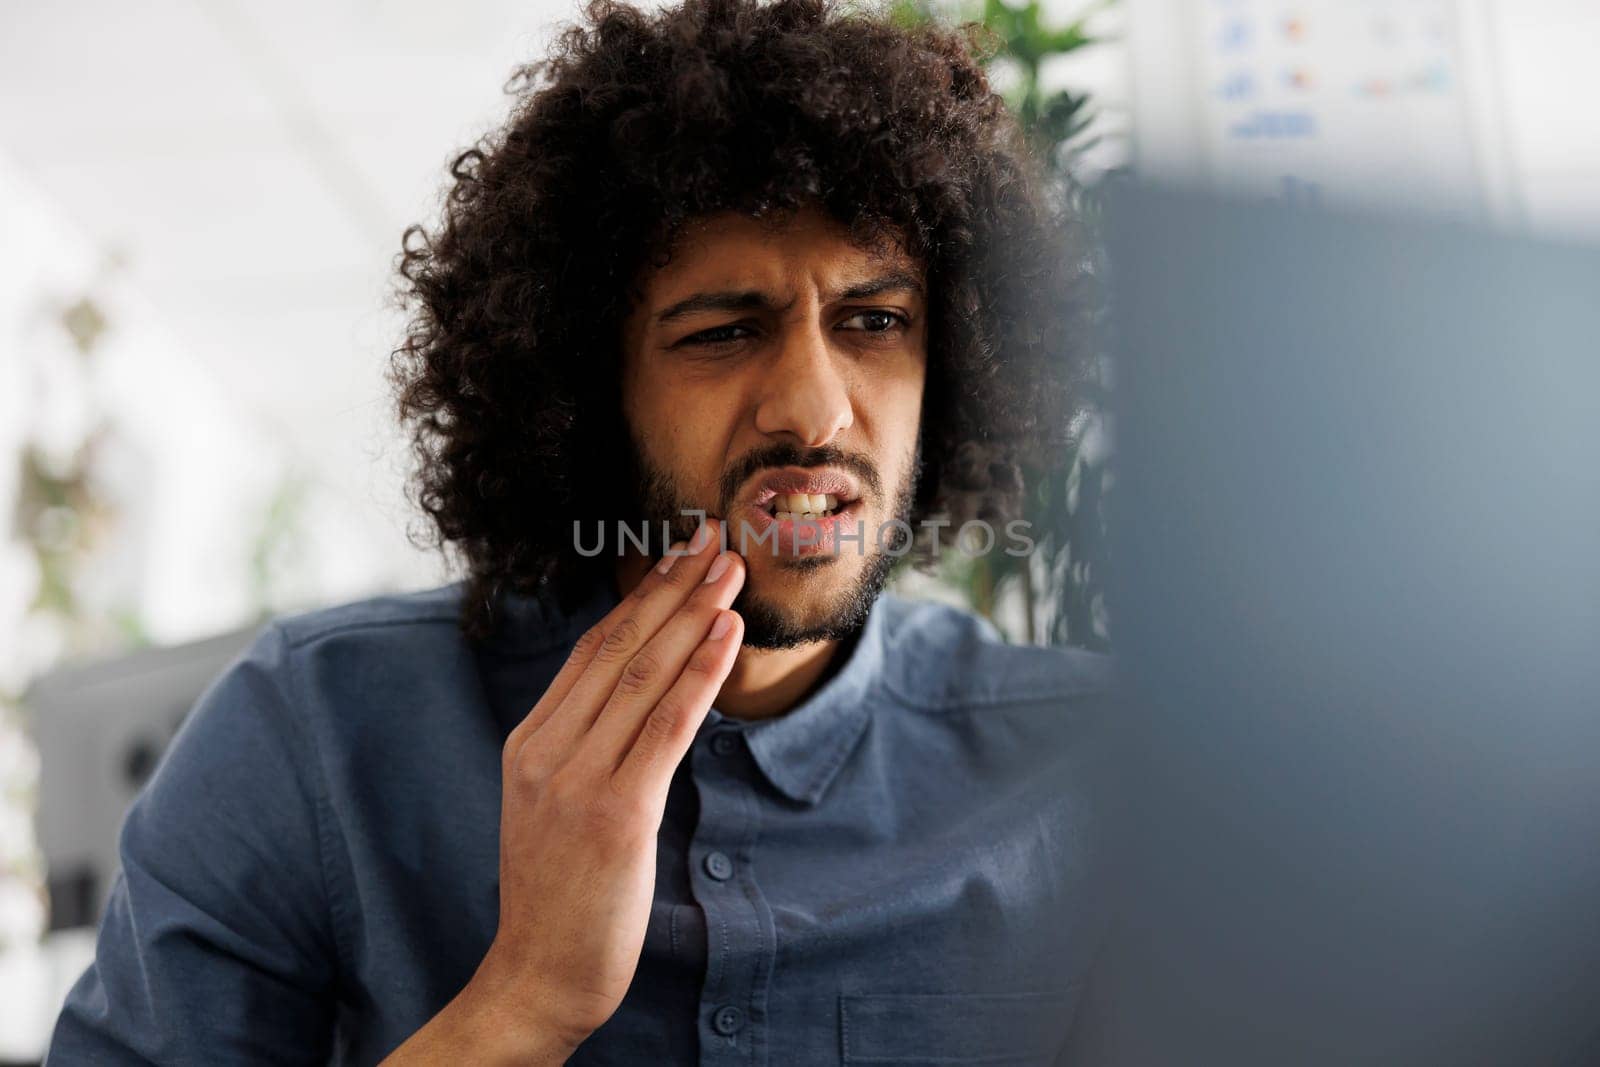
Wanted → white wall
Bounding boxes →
[1489,0,1600,236]
[1,1,592,656]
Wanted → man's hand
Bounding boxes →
[384,519,745,1064]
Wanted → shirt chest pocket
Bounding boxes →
[839,989,1080,1065]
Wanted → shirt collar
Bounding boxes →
[490,568,891,807]
[708,597,889,807]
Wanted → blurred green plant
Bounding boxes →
[888,0,1117,650]
[889,0,1112,183]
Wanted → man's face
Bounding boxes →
[620,206,928,649]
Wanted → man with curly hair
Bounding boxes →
[49,0,1114,1062]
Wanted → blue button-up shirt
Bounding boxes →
[47,573,1118,1065]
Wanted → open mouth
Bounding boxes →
[732,468,867,555]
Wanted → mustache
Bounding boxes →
[718,442,883,511]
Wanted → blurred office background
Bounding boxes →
[0,0,1596,1058]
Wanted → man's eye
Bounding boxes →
[682,323,754,346]
[837,310,909,333]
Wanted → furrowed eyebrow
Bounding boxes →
[653,270,924,324]
[656,291,782,323]
[829,270,925,302]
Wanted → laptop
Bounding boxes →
[1097,183,1600,1066]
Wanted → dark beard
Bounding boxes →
[624,436,921,650]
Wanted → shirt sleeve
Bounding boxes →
[45,624,339,1065]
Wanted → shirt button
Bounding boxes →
[703,850,734,881]
[711,1004,745,1035]
[710,731,740,757]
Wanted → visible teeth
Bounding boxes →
[766,491,849,519]
[768,491,848,516]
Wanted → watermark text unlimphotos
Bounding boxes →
[572,511,1036,559]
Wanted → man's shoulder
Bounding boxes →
[216,583,516,741]
[871,590,1116,713]
[200,584,480,726]
[268,582,469,652]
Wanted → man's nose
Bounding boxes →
[752,322,855,448]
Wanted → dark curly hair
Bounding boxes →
[392,0,1095,641]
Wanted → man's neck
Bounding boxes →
[613,553,842,722]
